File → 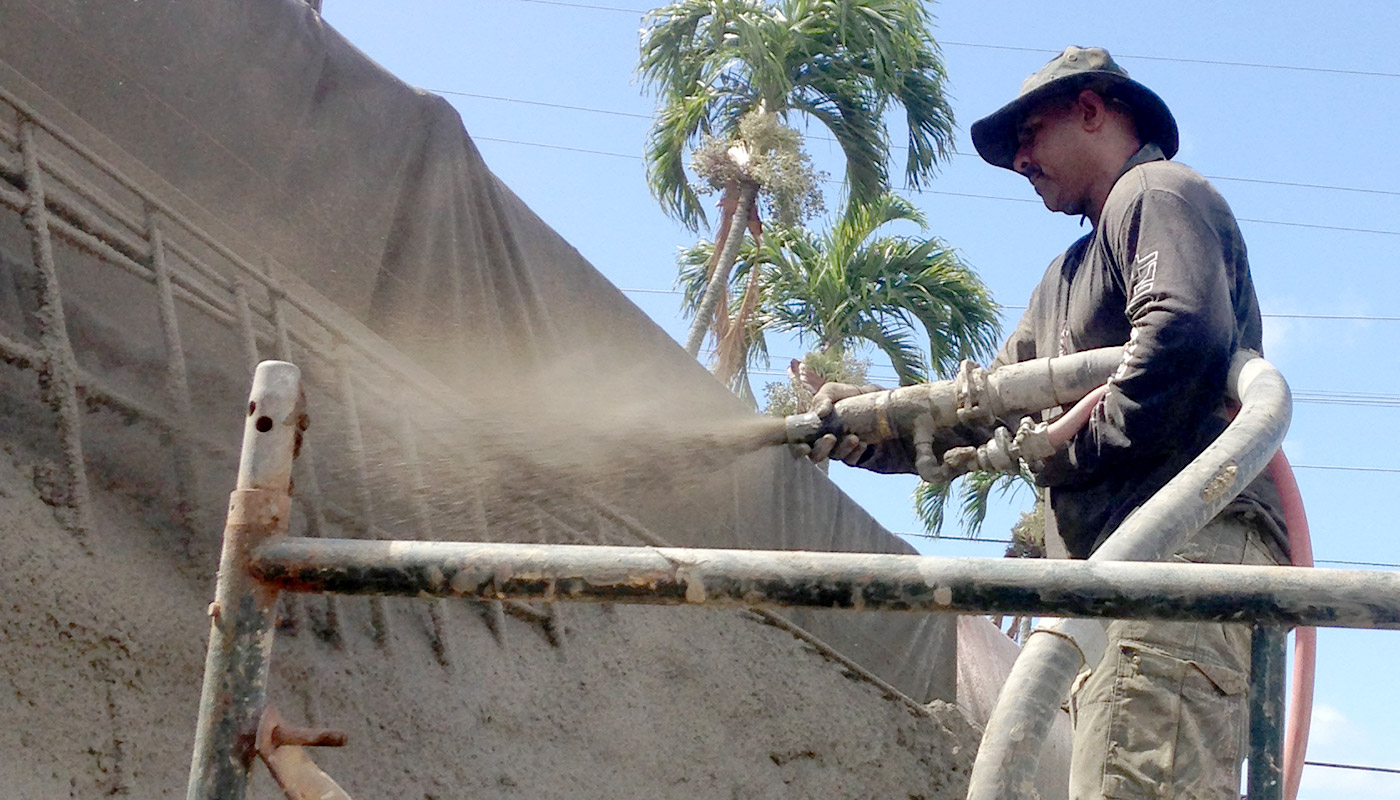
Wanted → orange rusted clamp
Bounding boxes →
[256,707,354,800]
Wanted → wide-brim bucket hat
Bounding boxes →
[971,46,1179,171]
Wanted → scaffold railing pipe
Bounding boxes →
[247,538,1400,632]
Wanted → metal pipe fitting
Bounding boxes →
[256,707,353,800]
[780,347,1124,449]
[186,362,303,800]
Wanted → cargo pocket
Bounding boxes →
[1101,642,1246,800]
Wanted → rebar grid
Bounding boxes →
[0,81,598,656]
[147,209,199,524]
[17,117,92,536]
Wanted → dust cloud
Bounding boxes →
[312,346,792,546]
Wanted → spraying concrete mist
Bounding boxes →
[317,345,793,547]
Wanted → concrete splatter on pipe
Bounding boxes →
[247,538,1400,632]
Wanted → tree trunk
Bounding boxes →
[684,182,758,358]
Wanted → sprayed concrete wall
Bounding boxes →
[0,0,983,796]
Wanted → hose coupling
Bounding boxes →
[912,414,951,484]
[954,359,995,428]
[943,418,1054,478]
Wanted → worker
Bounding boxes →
[806,46,1289,799]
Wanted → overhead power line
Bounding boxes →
[470,135,1400,237]
[434,89,651,120]
[1304,760,1400,776]
[513,0,644,12]
[473,135,637,160]
[510,0,1400,80]
[446,90,1400,198]
[626,287,1400,324]
[940,41,1400,80]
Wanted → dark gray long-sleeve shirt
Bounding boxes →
[992,144,1288,558]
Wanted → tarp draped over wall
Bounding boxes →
[0,0,953,702]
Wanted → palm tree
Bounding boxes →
[683,193,1015,538]
[639,0,957,359]
[679,193,1000,400]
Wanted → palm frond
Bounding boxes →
[848,316,927,384]
[896,61,957,187]
[913,479,951,535]
[914,471,1033,538]
[832,192,925,260]
[646,84,723,230]
[788,85,889,206]
[675,239,718,313]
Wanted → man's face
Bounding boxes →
[1012,98,1093,216]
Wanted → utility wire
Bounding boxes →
[473,135,638,160]
[1315,558,1400,569]
[513,0,644,12]
[446,90,1400,198]
[434,89,651,120]
[940,41,1400,81]
[626,287,1400,325]
[1304,760,1400,775]
[470,135,1400,237]
[510,0,1400,80]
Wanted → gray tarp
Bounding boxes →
[0,0,952,701]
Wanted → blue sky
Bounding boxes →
[323,2,1400,795]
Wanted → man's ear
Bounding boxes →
[1076,89,1108,132]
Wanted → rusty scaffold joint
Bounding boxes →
[256,707,352,800]
[186,361,305,800]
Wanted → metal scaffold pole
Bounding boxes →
[250,538,1400,631]
[1248,624,1288,800]
[186,361,303,800]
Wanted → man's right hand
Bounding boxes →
[799,381,879,466]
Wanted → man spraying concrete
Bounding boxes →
[802,46,1290,799]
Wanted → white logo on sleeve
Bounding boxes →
[1126,250,1159,315]
[1132,250,1158,295]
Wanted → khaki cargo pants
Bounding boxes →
[1068,514,1285,800]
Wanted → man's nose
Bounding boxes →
[1013,146,1034,176]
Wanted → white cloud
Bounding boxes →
[1306,703,1358,748]
[1299,704,1400,800]
[1279,437,1306,465]
[1261,312,1294,362]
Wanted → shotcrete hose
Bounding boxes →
[966,353,1293,800]
[781,348,1126,451]
[1270,449,1315,800]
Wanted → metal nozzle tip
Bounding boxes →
[784,411,823,445]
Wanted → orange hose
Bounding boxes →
[1268,450,1314,800]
